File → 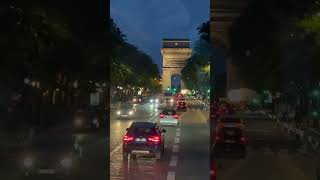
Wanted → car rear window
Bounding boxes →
[162,110,176,115]
[220,127,242,137]
[221,118,241,123]
[128,127,157,135]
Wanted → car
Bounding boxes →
[19,132,80,178]
[176,99,187,112]
[210,152,217,180]
[122,122,166,161]
[132,95,144,104]
[213,123,247,158]
[116,104,136,118]
[216,116,245,131]
[159,109,179,126]
[73,109,101,132]
[149,96,160,104]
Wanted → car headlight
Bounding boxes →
[155,99,159,103]
[23,157,33,168]
[150,99,154,103]
[133,98,136,102]
[129,110,134,115]
[61,157,72,168]
[117,111,121,115]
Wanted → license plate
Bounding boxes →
[226,140,235,143]
[135,138,146,142]
[38,169,55,174]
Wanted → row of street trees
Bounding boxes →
[182,21,211,98]
[0,0,107,130]
[230,0,320,128]
[110,18,161,101]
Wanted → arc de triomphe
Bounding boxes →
[161,39,192,92]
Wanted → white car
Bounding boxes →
[159,109,178,126]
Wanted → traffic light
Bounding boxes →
[173,88,177,92]
[167,86,170,91]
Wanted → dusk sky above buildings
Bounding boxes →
[110,0,210,72]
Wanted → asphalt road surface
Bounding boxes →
[110,99,210,180]
[214,113,319,180]
[0,122,108,180]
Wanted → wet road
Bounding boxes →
[0,124,108,180]
[110,99,210,180]
[214,113,319,180]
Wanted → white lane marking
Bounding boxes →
[174,137,180,144]
[176,127,180,132]
[175,132,180,137]
[172,145,179,153]
[110,111,160,158]
[169,155,178,167]
[110,143,122,157]
[167,171,175,180]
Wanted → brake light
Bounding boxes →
[240,137,246,143]
[160,114,164,118]
[174,114,178,119]
[148,135,160,143]
[123,135,134,143]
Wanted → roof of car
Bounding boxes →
[130,122,157,128]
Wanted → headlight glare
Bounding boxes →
[117,111,121,115]
[23,157,33,168]
[61,157,72,168]
[129,110,134,115]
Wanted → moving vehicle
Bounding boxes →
[20,132,80,178]
[122,122,166,161]
[177,98,187,112]
[73,109,101,132]
[213,123,247,158]
[116,104,136,118]
[210,152,217,180]
[132,96,143,104]
[148,96,160,104]
[216,116,245,131]
[159,109,178,126]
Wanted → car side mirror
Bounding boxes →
[161,129,166,133]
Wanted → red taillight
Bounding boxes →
[174,114,178,119]
[148,135,160,143]
[160,114,164,118]
[240,137,246,143]
[123,135,134,143]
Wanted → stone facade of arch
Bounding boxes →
[161,40,192,92]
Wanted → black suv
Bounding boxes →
[122,122,166,161]
[213,125,247,158]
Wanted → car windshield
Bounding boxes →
[32,134,74,150]
[120,104,133,109]
[162,109,176,115]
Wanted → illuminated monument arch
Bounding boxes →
[161,39,192,92]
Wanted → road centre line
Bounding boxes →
[167,171,175,180]
[169,155,178,167]
[172,145,179,153]
[176,132,180,137]
[174,137,180,144]
[110,111,159,158]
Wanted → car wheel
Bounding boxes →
[123,152,128,161]
[156,151,162,161]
